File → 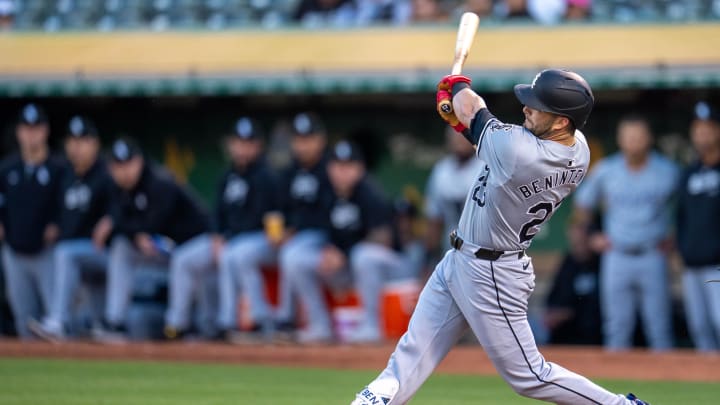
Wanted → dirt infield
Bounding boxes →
[1,339,719,383]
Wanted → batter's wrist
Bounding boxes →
[451,82,471,97]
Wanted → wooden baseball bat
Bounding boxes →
[451,12,480,75]
[439,12,480,115]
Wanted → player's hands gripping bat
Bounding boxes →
[436,12,480,133]
[437,75,472,133]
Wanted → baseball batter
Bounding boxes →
[351,70,650,405]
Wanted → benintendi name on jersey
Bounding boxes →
[517,167,586,199]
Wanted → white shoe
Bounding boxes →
[28,318,65,343]
[351,379,398,405]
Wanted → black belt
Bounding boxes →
[449,230,524,261]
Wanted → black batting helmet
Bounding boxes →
[514,69,594,129]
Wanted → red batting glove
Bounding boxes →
[436,90,467,133]
[437,74,472,92]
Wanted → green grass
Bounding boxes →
[0,358,717,404]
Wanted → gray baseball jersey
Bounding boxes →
[457,110,590,251]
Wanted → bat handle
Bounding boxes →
[450,63,463,76]
[440,64,464,114]
[451,52,467,75]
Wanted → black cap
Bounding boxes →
[18,103,49,126]
[67,115,98,138]
[231,117,263,140]
[694,101,720,124]
[109,138,142,163]
[292,112,325,137]
[330,140,364,163]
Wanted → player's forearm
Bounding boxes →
[452,88,487,128]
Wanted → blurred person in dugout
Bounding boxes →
[331,141,422,343]
[543,217,602,345]
[425,126,486,259]
[574,115,679,351]
[29,116,113,341]
[0,104,64,339]
[190,117,280,342]
[676,102,720,352]
[273,112,335,337]
[92,138,211,342]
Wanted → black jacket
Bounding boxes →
[109,164,210,246]
[58,159,113,240]
[328,178,392,253]
[279,156,334,231]
[676,161,720,267]
[0,153,65,254]
[213,158,279,238]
